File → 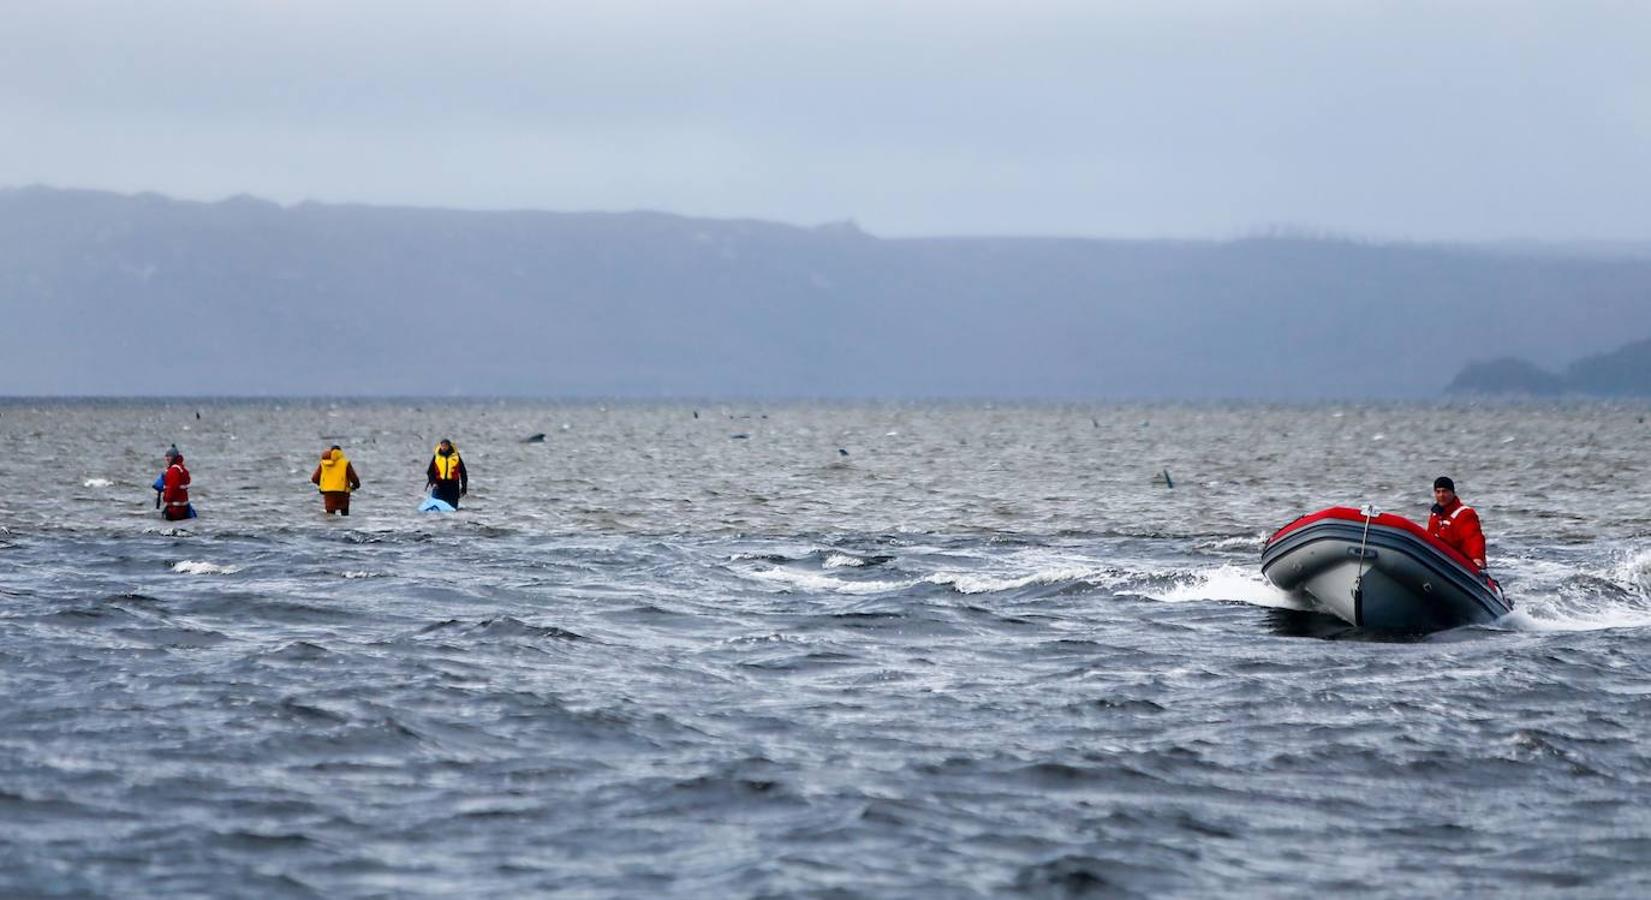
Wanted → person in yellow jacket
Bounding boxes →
[425,438,468,509]
[310,445,362,515]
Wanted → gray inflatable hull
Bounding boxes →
[1262,517,1510,631]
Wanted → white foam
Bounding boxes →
[745,567,915,595]
[172,561,241,575]
[1146,565,1306,610]
[823,554,867,569]
[1497,547,1651,632]
[340,571,379,579]
[82,478,113,488]
[923,567,1117,595]
[1200,534,1267,552]
[1612,547,1651,595]
[1500,605,1651,633]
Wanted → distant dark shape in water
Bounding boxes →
[1091,417,1098,428]
[1152,469,1174,488]
[693,410,699,419]
[838,448,849,456]
[522,433,546,444]
[730,433,749,440]
[195,411,201,420]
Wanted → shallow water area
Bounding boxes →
[1,399,1649,897]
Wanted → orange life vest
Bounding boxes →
[432,447,463,482]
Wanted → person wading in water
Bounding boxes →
[310,445,362,515]
[425,439,468,509]
[153,444,196,521]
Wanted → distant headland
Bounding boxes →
[1449,338,1651,396]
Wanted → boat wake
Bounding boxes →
[726,537,1651,633]
[1143,564,1307,611]
[731,546,1307,611]
[1501,547,1651,632]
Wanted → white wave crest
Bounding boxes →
[340,571,379,579]
[923,567,1117,595]
[744,567,915,595]
[1612,547,1651,597]
[1493,548,1651,632]
[823,554,867,569]
[172,560,241,575]
[1145,565,1305,610]
[1198,534,1266,553]
[1500,605,1651,632]
[82,478,113,488]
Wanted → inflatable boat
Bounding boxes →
[1261,506,1511,631]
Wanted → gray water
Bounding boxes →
[1,400,1649,897]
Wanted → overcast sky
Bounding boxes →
[2,1,1647,240]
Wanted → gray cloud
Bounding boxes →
[3,1,1648,239]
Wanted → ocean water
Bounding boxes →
[1,399,1649,897]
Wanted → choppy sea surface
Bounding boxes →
[1,399,1649,898]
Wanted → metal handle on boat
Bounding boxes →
[1351,504,1377,628]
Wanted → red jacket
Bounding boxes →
[1427,497,1485,569]
[162,458,191,506]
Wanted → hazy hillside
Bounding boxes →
[1450,338,1651,396]
[5,186,1651,398]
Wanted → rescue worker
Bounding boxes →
[425,438,468,509]
[1427,476,1485,570]
[310,445,362,516]
[153,444,196,521]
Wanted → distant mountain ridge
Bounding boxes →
[5,185,1651,398]
[1449,338,1651,396]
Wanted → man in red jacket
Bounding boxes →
[1427,476,1484,570]
[156,444,196,521]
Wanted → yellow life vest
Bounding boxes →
[433,447,463,481]
[318,451,353,492]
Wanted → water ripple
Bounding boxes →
[0,400,1648,896]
